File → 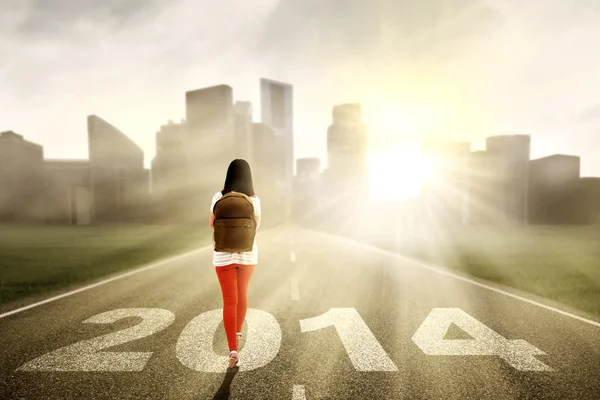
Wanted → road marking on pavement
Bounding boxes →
[291,278,300,301]
[15,305,555,375]
[300,308,398,371]
[176,308,281,372]
[0,246,211,320]
[290,251,296,263]
[18,307,282,373]
[18,308,176,371]
[412,308,553,371]
[328,232,600,329]
[292,385,306,399]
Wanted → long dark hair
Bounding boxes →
[222,159,256,196]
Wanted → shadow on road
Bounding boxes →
[212,367,239,399]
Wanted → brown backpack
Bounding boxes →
[213,192,257,252]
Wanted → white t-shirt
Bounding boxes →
[210,191,261,267]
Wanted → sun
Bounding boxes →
[368,147,434,202]
[363,101,441,201]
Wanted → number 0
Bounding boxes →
[176,308,281,372]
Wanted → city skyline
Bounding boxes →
[3,91,598,201]
[2,0,600,177]
[0,79,295,225]
[4,78,600,178]
[5,86,597,227]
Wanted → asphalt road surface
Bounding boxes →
[1,226,599,399]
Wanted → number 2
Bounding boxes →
[17,308,175,371]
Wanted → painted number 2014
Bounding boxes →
[17,307,553,373]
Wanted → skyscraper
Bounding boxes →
[325,103,368,191]
[43,159,92,225]
[186,85,234,133]
[234,101,253,165]
[466,150,508,225]
[485,135,531,225]
[151,120,189,221]
[260,78,293,220]
[252,122,285,224]
[316,103,369,229]
[0,131,45,222]
[296,157,322,181]
[529,154,580,224]
[186,85,235,174]
[293,157,322,222]
[185,85,235,220]
[87,115,145,223]
[152,120,188,197]
[577,177,600,224]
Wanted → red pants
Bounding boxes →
[215,263,256,351]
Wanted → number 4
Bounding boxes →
[411,308,553,371]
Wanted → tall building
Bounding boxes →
[293,157,321,222]
[260,78,293,220]
[420,137,471,225]
[88,115,145,223]
[151,120,189,221]
[529,154,580,224]
[0,131,46,222]
[186,85,235,167]
[152,120,188,197]
[251,123,279,171]
[156,119,187,149]
[296,157,321,181]
[327,103,367,174]
[466,150,512,225]
[485,135,531,225]
[186,85,233,129]
[234,101,253,164]
[577,177,600,224]
[185,85,235,219]
[251,122,285,224]
[324,103,368,197]
[43,160,92,225]
[316,103,369,229]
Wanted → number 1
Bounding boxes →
[300,308,398,372]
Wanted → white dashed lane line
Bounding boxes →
[292,385,306,399]
[290,249,299,300]
[291,278,300,301]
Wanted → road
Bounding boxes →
[1,226,599,399]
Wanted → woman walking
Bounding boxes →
[209,159,261,368]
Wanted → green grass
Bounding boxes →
[0,224,212,306]
[3,222,599,318]
[361,226,600,317]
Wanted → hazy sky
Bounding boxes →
[1,0,600,176]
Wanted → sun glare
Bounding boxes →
[368,148,432,202]
[365,102,439,202]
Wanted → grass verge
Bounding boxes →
[0,224,212,306]
[354,225,600,317]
